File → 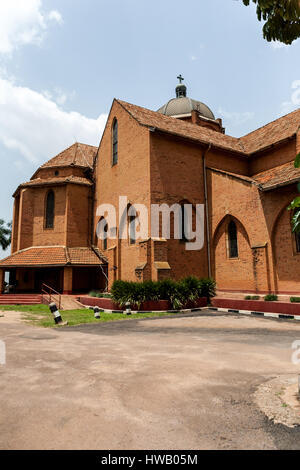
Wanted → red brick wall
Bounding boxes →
[94,100,151,284]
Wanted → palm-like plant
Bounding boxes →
[0,219,12,250]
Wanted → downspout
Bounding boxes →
[202,143,212,278]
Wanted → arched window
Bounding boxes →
[128,208,136,245]
[103,222,108,251]
[112,119,118,165]
[228,220,238,258]
[45,190,55,229]
[178,201,190,242]
[96,218,108,250]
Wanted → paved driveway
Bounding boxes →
[0,310,300,450]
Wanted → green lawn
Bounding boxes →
[0,304,181,328]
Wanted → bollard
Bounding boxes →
[93,306,101,319]
[125,301,132,315]
[89,306,101,319]
[49,302,64,325]
[298,374,300,397]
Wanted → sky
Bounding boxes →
[0,0,300,259]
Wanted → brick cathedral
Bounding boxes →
[1,78,300,296]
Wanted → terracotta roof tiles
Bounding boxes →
[0,247,107,267]
[253,160,300,191]
[40,143,97,170]
[116,100,300,156]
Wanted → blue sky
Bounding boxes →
[0,0,299,258]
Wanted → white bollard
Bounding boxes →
[298,374,300,397]
[93,307,101,319]
[125,302,132,315]
[49,302,64,325]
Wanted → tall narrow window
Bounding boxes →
[45,190,55,229]
[129,214,136,245]
[112,119,118,165]
[228,220,238,258]
[295,209,300,253]
[296,232,300,253]
[103,222,108,251]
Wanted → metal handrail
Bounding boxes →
[41,283,61,309]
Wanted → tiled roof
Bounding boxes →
[117,100,300,156]
[40,143,97,170]
[13,176,92,197]
[0,246,106,267]
[240,108,300,154]
[253,160,300,191]
[116,100,245,154]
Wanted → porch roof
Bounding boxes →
[0,246,107,268]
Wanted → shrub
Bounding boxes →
[264,294,278,302]
[198,278,216,302]
[89,291,111,298]
[244,295,251,300]
[245,295,260,300]
[290,297,300,303]
[111,276,216,309]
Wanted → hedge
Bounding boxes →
[110,277,216,310]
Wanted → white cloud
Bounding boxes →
[0,74,107,166]
[0,0,63,55]
[218,108,254,125]
[280,80,300,115]
[48,10,63,25]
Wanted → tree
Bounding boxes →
[288,153,300,233]
[0,219,12,250]
[242,0,300,44]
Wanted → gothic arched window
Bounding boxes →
[228,220,238,258]
[103,221,108,251]
[112,119,118,165]
[45,190,55,229]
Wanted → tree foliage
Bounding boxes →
[242,0,300,44]
[288,153,300,233]
[0,219,12,250]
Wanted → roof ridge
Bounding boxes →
[241,107,300,139]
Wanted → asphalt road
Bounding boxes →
[1,310,300,450]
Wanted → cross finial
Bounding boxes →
[177,74,184,84]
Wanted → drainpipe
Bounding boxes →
[202,143,212,278]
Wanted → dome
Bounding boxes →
[157,75,215,121]
[157,97,215,120]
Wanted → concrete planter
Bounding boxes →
[212,298,300,316]
[78,296,207,312]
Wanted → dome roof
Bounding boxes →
[157,75,215,120]
[157,97,215,120]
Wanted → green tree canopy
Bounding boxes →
[0,219,12,250]
[242,0,300,44]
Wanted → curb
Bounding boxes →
[85,306,204,315]
[209,306,300,321]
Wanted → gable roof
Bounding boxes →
[116,99,300,156]
[253,160,300,191]
[38,143,97,173]
[116,100,245,154]
[240,108,300,154]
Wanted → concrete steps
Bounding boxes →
[0,294,42,305]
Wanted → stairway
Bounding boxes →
[0,294,42,305]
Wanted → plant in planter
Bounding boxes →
[290,297,300,303]
[111,276,216,310]
[264,294,278,302]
